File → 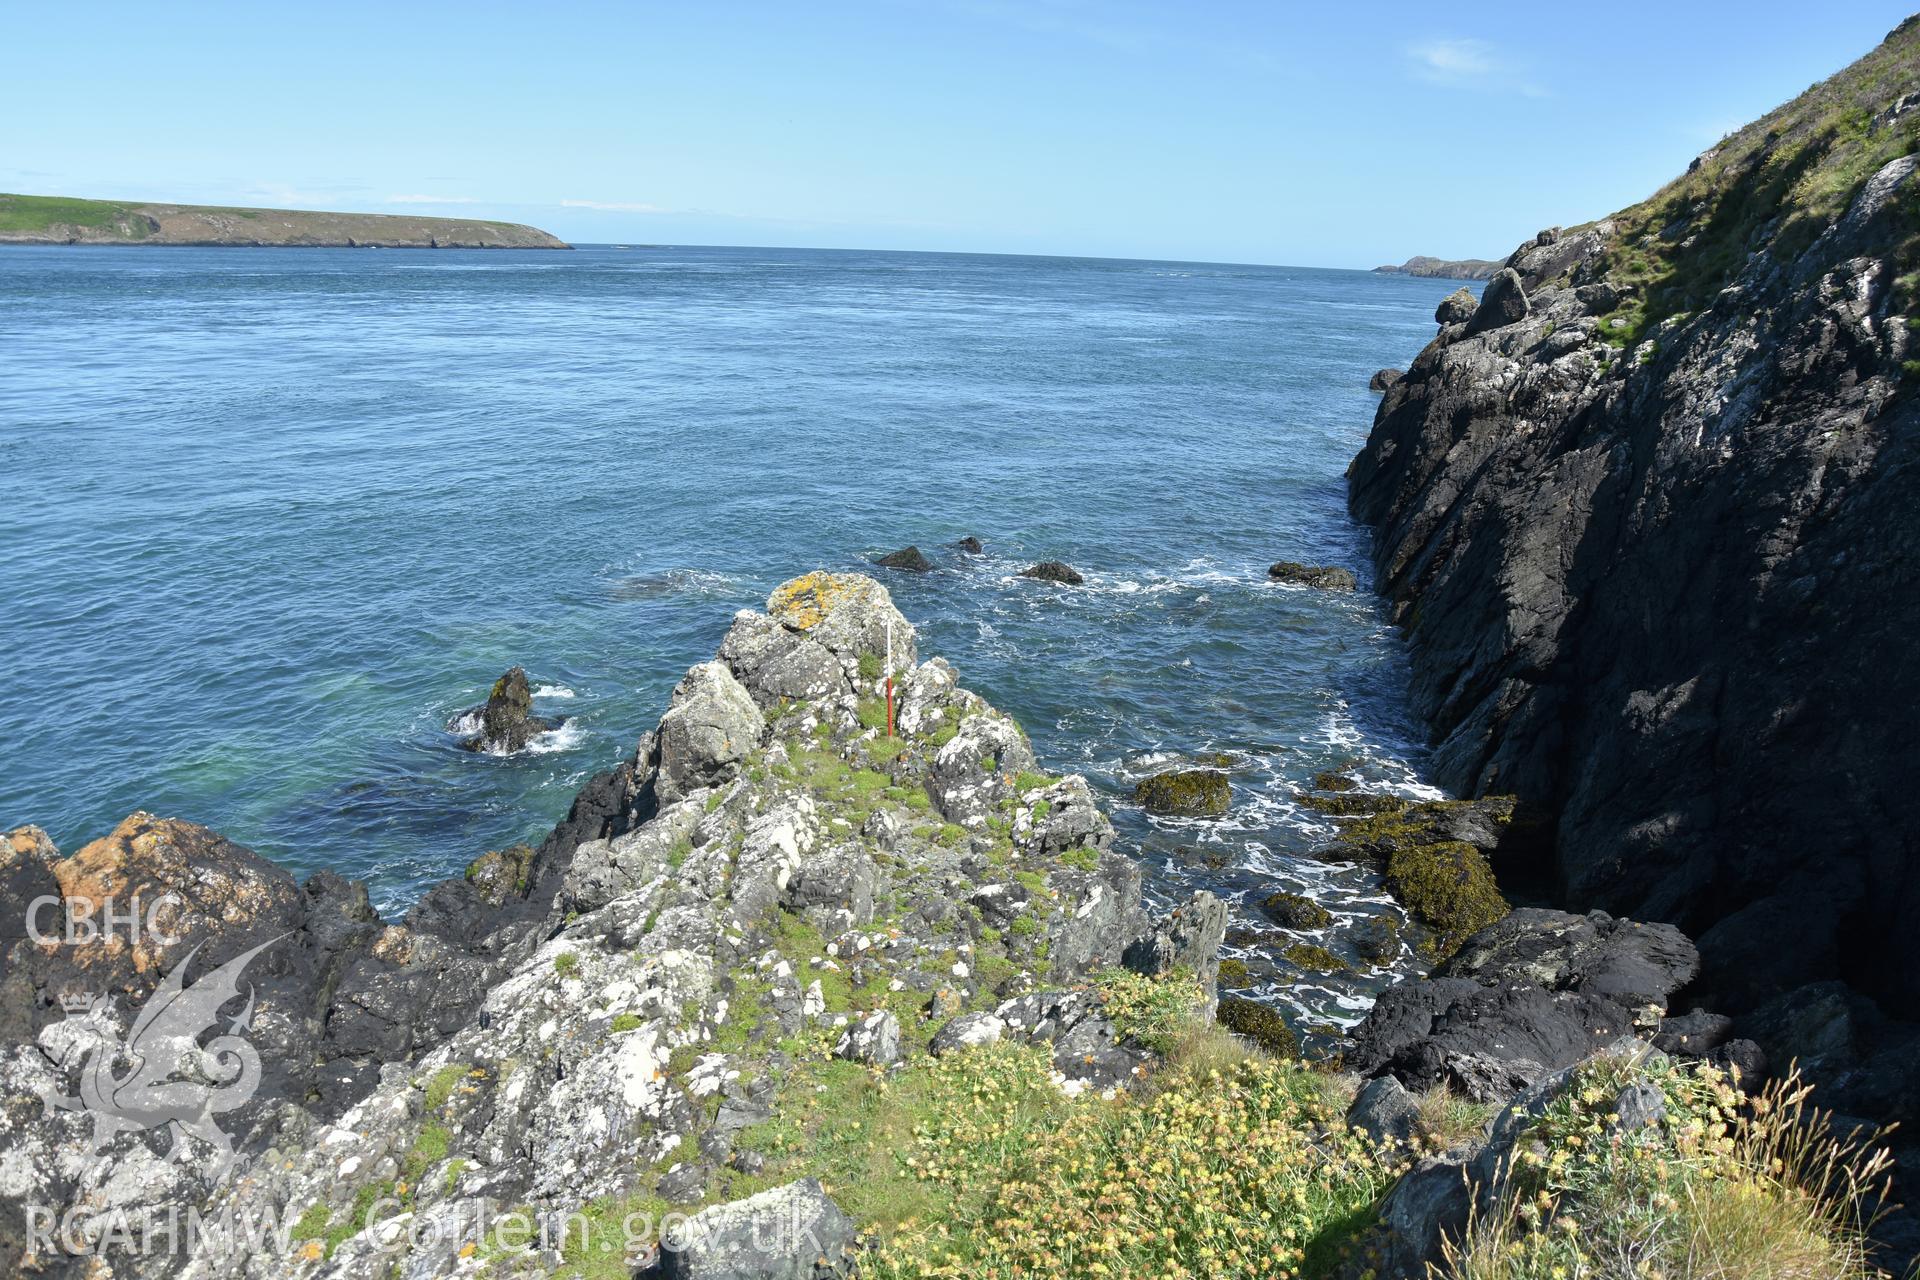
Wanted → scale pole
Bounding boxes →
[885,620,895,738]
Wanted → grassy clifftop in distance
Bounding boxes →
[0,193,569,248]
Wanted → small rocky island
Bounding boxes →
[0,192,569,249]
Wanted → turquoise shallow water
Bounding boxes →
[0,243,1460,1033]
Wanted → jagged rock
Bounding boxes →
[1266,560,1357,590]
[1123,891,1229,998]
[834,1010,901,1065]
[453,665,559,753]
[1434,287,1477,325]
[0,572,1217,1275]
[1346,34,1920,1059]
[655,1178,857,1278]
[1019,560,1084,585]
[1369,367,1404,392]
[956,535,984,554]
[873,544,932,572]
[1133,768,1230,816]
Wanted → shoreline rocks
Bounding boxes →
[1369,367,1404,392]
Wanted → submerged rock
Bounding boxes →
[956,535,984,554]
[1019,560,1084,585]
[1133,768,1231,816]
[1261,891,1332,930]
[873,544,933,572]
[452,664,560,753]
[1266,561,1357,590]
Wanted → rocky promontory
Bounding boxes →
[0,193,569,249]
[0,573,1239,1276]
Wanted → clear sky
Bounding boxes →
[3,1,1913,265]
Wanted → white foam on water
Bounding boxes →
[527,720,588,755]
[533,684,577,699]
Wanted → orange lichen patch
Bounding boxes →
[4,824,58,866]
[767,571,874,631]
[50,812,298,973]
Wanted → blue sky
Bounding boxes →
[3,1,1913,265]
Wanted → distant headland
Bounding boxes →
[1371,254,1502,280]
[0,192,569,248]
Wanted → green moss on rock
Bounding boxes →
[1282,942,1349,974]
[1216,957,1251,987]
[1133,768,1231,816]
[1300,792,1408,817]
[1384,840,1509,961]
[1216,996,1298,1057]
[1311,769,1357,792]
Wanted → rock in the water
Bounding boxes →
[1434,286,1477,325]
[956,535,984,554]
[1261,891,1332,929]
[657,1178,857,1278]
[873,544,933,572]
[1369,367,1404,393]
[1266,561,1357,591]
[1019,560,1084,585]
[453,665,559,753]
[1133,768,1230,816]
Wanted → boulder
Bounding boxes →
[1216,995,1297,1056]
[453,665,559,753]
[929,1012,1005,1055]
[1348,1074,1421,1148]
[1463,267,1529,335]
[1019,560,1084,585]
[1133,768,1230,816]
[1369,367,1405,393]
[1266,561,1357,591]
[872,545,933,572]
[1434,286,1477,325]
[656,1178,857,1279]
[956,535,984,554]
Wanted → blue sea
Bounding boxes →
[1,243,1462,1033]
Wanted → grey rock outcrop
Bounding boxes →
[1369,367,1404,392]
[873,545,933,572]
[1266,561,1357,591]
[1018,560,1084,585]
[0,573,1218,1277]
[452,665,560,754]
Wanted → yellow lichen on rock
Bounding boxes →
[767,571,878,631]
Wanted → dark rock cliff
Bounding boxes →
[1348,19,1920,1039]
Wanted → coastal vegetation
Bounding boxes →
[0,190,568,248]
